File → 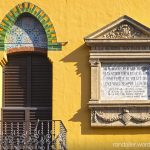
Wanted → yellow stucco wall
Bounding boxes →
[1,0,150,149]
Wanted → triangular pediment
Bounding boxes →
[85,15,150,40]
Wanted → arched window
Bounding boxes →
[3,13,52,124]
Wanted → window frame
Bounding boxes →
[85,16,150,127]
[2,53,52,122]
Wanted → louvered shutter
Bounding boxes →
[3,110,25,121]
[3,55,27,107]
[3,54,52,122]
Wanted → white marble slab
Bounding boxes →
[101,63,150,100]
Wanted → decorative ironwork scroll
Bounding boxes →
[0,120,67,150]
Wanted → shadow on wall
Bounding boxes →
[61,44,150,135]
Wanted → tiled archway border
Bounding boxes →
[0,2,63,51]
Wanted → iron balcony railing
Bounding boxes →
[0,120,67,150]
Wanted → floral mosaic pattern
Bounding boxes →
[5,15,47,49]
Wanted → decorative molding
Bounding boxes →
[131,115,150,122]
[89,59,100,67]
[84,15,150,46]
[0,2,64,51]
[92,110,120,123]
[91,108,150,126]
[92,46,150,51]
[102,23,150,39]
[85,16,150,127]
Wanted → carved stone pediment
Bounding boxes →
[84,15,150,45]
[85,15,150,127]
[101,22,149,39]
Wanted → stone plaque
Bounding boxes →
[101,63,150,100]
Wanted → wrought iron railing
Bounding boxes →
[0,120,67,150]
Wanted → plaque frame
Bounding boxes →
[85,15,150,127]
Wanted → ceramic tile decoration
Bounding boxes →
[0,2,63,51]
[5,15,47,49]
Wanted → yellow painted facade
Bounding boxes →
[0,0,150,149]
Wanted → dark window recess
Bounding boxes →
[30,110,52,121]
[3,54,52,122]
[31,56,52,107]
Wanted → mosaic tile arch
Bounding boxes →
[6,13,48,51]
[0,2,62,51]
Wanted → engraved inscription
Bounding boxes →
[101,63,150,100]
